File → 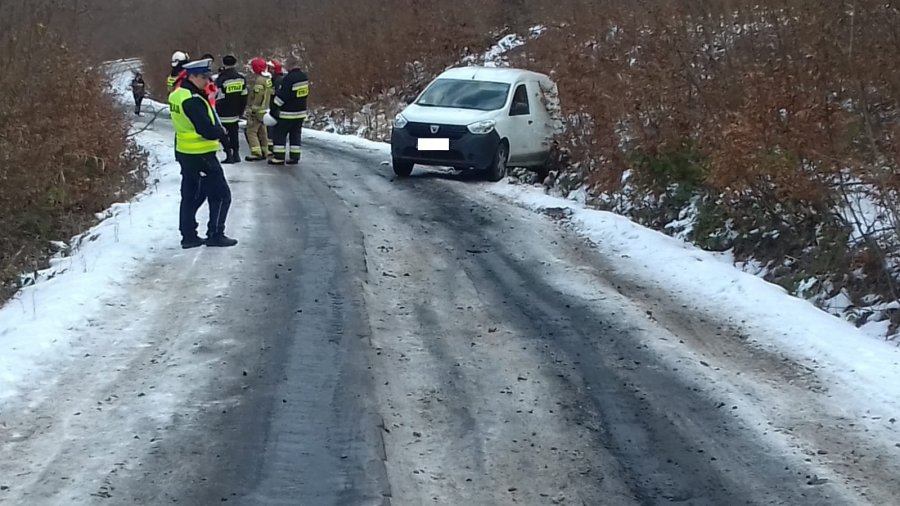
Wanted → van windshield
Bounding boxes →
[416,79,511,111]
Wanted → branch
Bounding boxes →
[125,106,167,138]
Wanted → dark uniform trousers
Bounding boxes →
[222,121,241,159]
[177,152,232,239]
[272,119,304,162]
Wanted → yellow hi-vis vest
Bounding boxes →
[169,88,220,155]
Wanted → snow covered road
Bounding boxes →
[1,101,899,504]
[298,136,899,506]
[0,126,386,504]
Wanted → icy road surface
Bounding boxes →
[1,74,898,504]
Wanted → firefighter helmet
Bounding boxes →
[250,57,267,74]
[171,51,189,67]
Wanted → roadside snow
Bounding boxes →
[0,60,183,401]
[0,130,179,403]
[461,25,547,68]
[486,183,900,421]
[481,34,526,67]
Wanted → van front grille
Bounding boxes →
[406,122,468,140]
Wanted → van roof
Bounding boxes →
[437,66,551,85]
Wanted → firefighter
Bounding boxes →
[214,55,248,164]
[168,58,238,248]
[131,71,145,115]
[244,57,273,161]
[167,51,189,94]
[265,58,309,165]
[266,59,286,155]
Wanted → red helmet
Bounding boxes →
[250,57,267,74]
[271,59,284,75]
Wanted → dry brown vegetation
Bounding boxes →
[508,0,900,330]
[0,1,146,298]
[3,0,899,331]
[134,0,530,104]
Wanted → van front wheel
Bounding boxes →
[486,141,509,182]
[392,158,414,177]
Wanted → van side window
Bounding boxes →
[510,84,529,116]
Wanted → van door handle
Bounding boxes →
[528,120,534,124]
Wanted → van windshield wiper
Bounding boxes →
[416,103,493,111]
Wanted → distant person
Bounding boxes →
[267,57,309,165]
[214,55,248,164]
[168,58,238,248]
[131,71,145,115]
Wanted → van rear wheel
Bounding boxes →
[536,140,559,180]
[392,158,414,177]
[486,141,509,182]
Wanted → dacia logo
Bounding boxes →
[430,125,439,134]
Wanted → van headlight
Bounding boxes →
[393,114,408,129]
[467,120,496,135]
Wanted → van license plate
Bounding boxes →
[418,138,449,151]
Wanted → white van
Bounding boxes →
[390,66,560,181]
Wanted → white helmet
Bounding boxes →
[171,51,189,67]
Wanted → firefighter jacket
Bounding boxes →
[271,69,309,121]
[214,68,248,124]
[269,72,285,109]
[167,66,186,94]
[247,73,273,117]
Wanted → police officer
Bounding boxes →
[214,55,248,163]
[244,57,273,161]
[168,59,238,248]
[266,58,309,165]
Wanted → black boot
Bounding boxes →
[181,236,205,249]
[206,234,238,247]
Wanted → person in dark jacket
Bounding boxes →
[267,59,309,165]
[214,55,248,163]
[168,58,237,248]
[131,72,146,115]
[266,59,285,155]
